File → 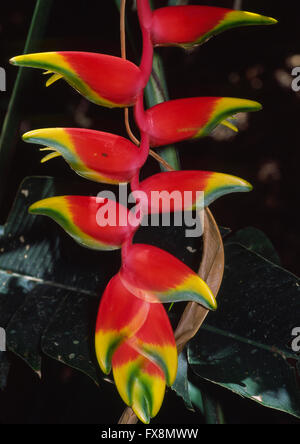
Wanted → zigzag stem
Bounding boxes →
[118,0,225,425]
[120,0,172,169]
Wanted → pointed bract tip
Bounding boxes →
[28,197,59,215]
[9,57,18,66]
[229,10,278,27]
[28,201,43,214]
[268,17,278,25]
[22,129,42,142]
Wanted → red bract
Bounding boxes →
[144,97,262,147]
[112,342,166,425]
[120,243,217,310]
[10,52,144,108]
[137,170,253,213]
[96,272,177,424]
[95,274,150,375]
[29,196,136,251]
[23,128,147,184]
[151,6,277,48]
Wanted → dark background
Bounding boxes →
[0,0,299,425]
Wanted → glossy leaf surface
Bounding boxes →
[188,243,300,419]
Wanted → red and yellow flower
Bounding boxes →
[23,128,146,185]
[95,273,178,424]
[145,97,262,147]
[10,52,144,108]
[120,243,217,310]
[138,170,253,213]
[29,196,136,251]
[151,6,277,49]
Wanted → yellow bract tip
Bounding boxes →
[41,151,62,164]
[221,120,239,133]
[45,73,64,87]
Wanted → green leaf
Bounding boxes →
[188,244,300,419]
[172,351,194,411]
[227,227,281,265]
[42,291,100,384]
[188,382,204,414]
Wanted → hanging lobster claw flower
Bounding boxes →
[29,196,136,251]
[23,128,146,185]
[95,274,150,375]
[120,243,217,310]
[111,300,177,424]
[96,276,177,423]
[145,97,262,147]
[10,52,143,108]
[151,6,277,49]
[112,342,166,424]
[138,170,252,214]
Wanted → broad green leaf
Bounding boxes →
[172,352,194,410]
[42,291,100,384]
[6,285,68,375]
[188,382,204,414]
[228,227,281,265]
[188,244,300,419]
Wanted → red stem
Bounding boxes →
[134,94,148,133]
[121,1,153,264]
[137,0,154,87]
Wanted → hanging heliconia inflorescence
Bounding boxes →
[11,0,277,424]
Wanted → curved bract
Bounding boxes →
[138,170,253,213]
[151,6,277,49]
[120,243,217,310]
[95,272,178,424]
[112,342,166,424]
[29,196,136,251]
[95,274,150,375]
[10,52,143,108]
[23,128,146,185]
[145,97,262,147]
